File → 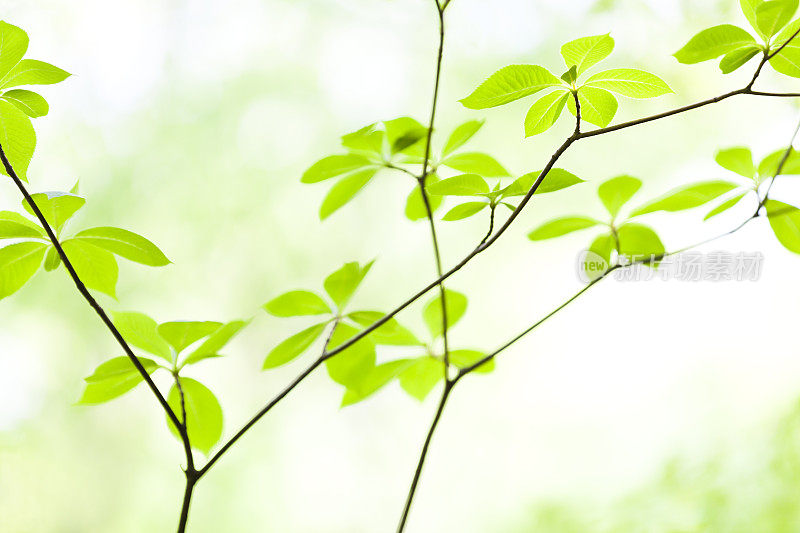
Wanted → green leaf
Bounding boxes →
[524,90,570,137]
[384,116,427,155]
[422,289,468,338]
[450,349,494,374]
[301,154,374,184]
[0,210,43,239]
[43,245,60,271]
[325,323,376,388]
[60,239,118,298]
[0,99,35,181]
[0,241,45,299]
[567,86,618,127]
[398,356,443,401]
[584,69,673,98]
[182,320,248,366]
[319,167,378,220]
[560,34,615,75]
[755,0,798,38]
[441,120,484,157]
[758,147,800,179]
[528,217,599,240]
[73,226,169,266]
[597,175,642,216]
[440,152,509,177]
[2,89,48,117]
[263,290,332,317]
[582,233,615,281]
[22,191,85,232]
[630,181,740,217]
[167,378,223,455]
[769,20,800,77]
[426,174,490,196]
[561,65,578,85]
[324,260,373,310]
[78,356,159,405]
[503,168,585,197]
[0,59,70,89]
[674,25,757,64]
[157,321,223,354]
[719,44,761,73]
[347,311,421,346]
[716,147,756,178]
[704,192,748,220]
[742,0,767,38]
[0,22,29,80]
[459,65,562,109]
[765,199,800,253]
[263,322,328,369]
[111,311,173,361]
[341,359,413,407]
[617,223,665,263]
[442,202,489,221]
[341,123,384,155]
[405,175,443,221]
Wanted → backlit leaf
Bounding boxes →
[584,69,673,98]
[450,349,494,374]
[598,175,642,216]
[78,356,159,405]
[263,290,331,317]
[440,152,509,176]
[325,323,376,389]
[23,191,85,232]
[427,174,489,196]
[0,59,70,89]
[422,289,468,338]
[442,202,489,221]
[567,86,618,127]
[399,356,443,401]
[111,311,172,361]
[704,192,748,220]
[0,241,45,299]
[765,199,800,253]
[157,321,223,354]
[324,261,373,310]
[528,217,599,240]
[319,167,379,219]
[674,25,757,64]
[61,239,118,298]
[167,377,223,455]
[0,99,35,181]
[1,89,48,117]
[74,226,170,266]
[460,65,562,109]
[0,210,43,239]
[716,147,756,178]
[524,90,570,136]
[630,181,740,217]
[263,322,328,369]
[441,120,484,157]
[560,34,615,75]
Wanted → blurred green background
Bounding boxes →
[2,0,800,531]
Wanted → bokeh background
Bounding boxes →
[2,0,800,531]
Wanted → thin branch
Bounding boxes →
[396,381,454,533]
[0,144,182,433]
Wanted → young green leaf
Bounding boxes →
[384,117,427,155]
[524,90,570,137]
[704,192,748,220]
[765,199,800,253]
[560,34,615,75]
[528,217,600,240]
[567,86,618,127]
[263,322,328,369]
[597,175,642,217]
[43,245,60,271]
[442,202,489,221]
[674,25,757,64]
[0,59,70,89]
[440,152,509,177]
[0,22,29,81]
[319,167,379,220]
[405,176,444,221]
[263,290,332,317]
[441,120,484,157]
[324,261,373,310]
[182,320,248,366]
[561,65,578,85]
[166,378,223,455]
[1,89,48,117]
[347,311,421,346]
[582,233,615,281]
[0,210,43,239]
[630,181,740,217]
[0,241,46,299]
[719,44,762,73]
[60,239,118,298]
[450,349,494,374]
[426,174,490,196]
[422,289,468,338]
[341,359,413,407]
[754,0,798,38]
[460,65,562,109]
[769,20,800,77]
[0,99,35,181]
[73,227,170,266]
[302,154,374,184]
[22,191,85,232]
[78,356,159,405]
[758,147,800,180]
[111,311,173,361]
[502,168,584,197]
[617,223,665,263]
[157,321,223,354]
[715,147,756,178]
[584,69,673,98]
[341,123,384,155]
[325,323,376,389]
[398,356,443,401]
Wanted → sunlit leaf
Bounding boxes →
[324,261,373,310]
[719,44,761,73]
[584,69,673,98]
[704,192,748,220]
[770,19,800,77]
[182,320,248,366]
[263,290,332,317]
[441,120,484,157]
[440,152,509,177]
[398,356,443,401]
[754,0,798,38]
[560,34,615,75]
[502,168,584,197]
[758,146,800,180]
[0,99,35,181]
[427,174,489,196]
[0,22,29,80]
[442,202,489,221]
[0,241,45,299]
[582,233,615,281]
[716,147,756,178]
[1,89,48,117]
[61,239,118,298]
[111,311,173,361]
[347,311,421,346]
[617,223,665,264]
[166,377,223,455]
[263,322,328,369]
[765,199,800,253]
[597,175,642,216]
[301,154,374,184]
[674,25,757,64]
[450,349,494,374]
[0,210,43,239]
[567,86,618,127]
[341,359,413,407]
[630,181,740,217]
[0,59,70,89]
[405,175,444,221]
[325,323,376,389]
[460,65,562,109]
[22,191,85,232]
[524,90,570,137]
[78,356,159,405]
[528,217,600,240]
[422,289,468,338]
[157,321,223,354]
[319,167,379,220]
[74,226,170,266]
